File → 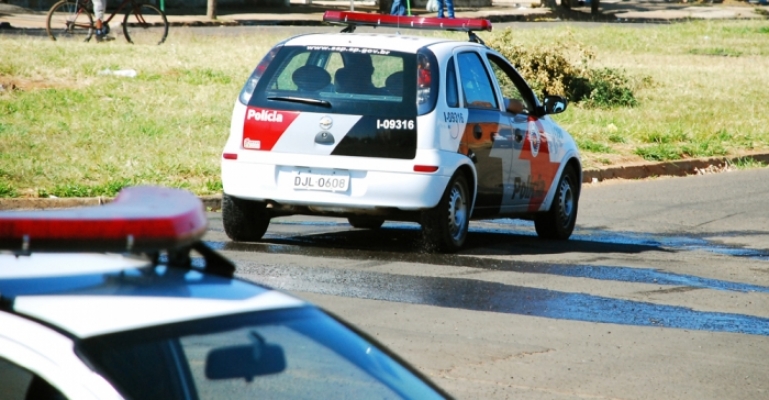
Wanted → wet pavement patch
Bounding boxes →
[207,239,769,294]
[253,217,769,261]
[205,218,769,336]
[536,264,769,293]
[233,263,769,337]
[488,219,769,262]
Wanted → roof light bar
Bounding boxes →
[323,11,492,32]
[0,186,208,253]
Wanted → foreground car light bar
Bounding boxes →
[323,11,492,32]
[0,186,207,253]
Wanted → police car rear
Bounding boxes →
[221,12,581,253]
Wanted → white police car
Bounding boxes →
[0,186,448,399]
[221,12,581,252]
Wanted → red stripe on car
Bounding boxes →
[242,108,300,151]
[520,117,560,212]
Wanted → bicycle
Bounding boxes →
[46,0,169,45]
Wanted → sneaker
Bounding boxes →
[94,29,115,42]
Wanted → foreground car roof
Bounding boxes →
[0,253,305,338]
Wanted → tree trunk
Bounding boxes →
[207,0,217,20]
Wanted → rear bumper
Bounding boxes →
[222,157,450,212]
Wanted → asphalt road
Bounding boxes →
[203,168,769,399]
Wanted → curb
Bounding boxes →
[1,153,767,211]
[581,152,769,183]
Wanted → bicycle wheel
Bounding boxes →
[46,0,94,42]
[122,3,168,45]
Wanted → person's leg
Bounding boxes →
[390,0,405,15]
[92,0,104,30]
[445,0,454,18]
[436,0,444,18]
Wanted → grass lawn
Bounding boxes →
[1,20,768,198]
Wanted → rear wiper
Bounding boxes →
[267,96,331,108]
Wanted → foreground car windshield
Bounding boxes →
[78,307,443,400]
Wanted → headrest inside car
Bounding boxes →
[292,65,331,92]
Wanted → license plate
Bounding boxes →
[292,170,350,192]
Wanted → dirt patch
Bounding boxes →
[581,152,646,170]
[0,77,74,93]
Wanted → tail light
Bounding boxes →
[238,44,283,105]
[416,50,439,115]
[413,165,439,173]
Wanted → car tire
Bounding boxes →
[421,173,470,253]
[535,165,579,240]
[222,193,270,242]
[347,216,385,229]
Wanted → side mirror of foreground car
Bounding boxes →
[543,95,568,115]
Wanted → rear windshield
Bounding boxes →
[249,46,417,116]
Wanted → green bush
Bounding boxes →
[577,138,614,154]
[0,182,18,198]
[580,68,638,108]
[634,144,683,161]
[486,28,592,99]
[486,28,640,108]
[37,179,135,198]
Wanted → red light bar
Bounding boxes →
[0,186,207,253]
[323,11,492,32]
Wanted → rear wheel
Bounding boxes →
[122,3,169,45]
[222,194,270,242]
[46,0,93,42]
[535,165,579,240]
[347,216,385,229]
[421,173,470,253]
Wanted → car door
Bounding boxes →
[453,50,515,218]
[485,52,562,213]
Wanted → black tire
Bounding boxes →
[347,216,385,229]
[222,194,270,242]
[46,0,93,42]
[122,3,168,45]
[535,165,579,240]
[420,173,470,253]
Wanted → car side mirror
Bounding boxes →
[205,334,286,381]
[543,95,568,115]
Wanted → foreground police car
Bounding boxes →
[0,187,448,399]
[221,12,581,252]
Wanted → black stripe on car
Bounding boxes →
[331,115,417,159]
